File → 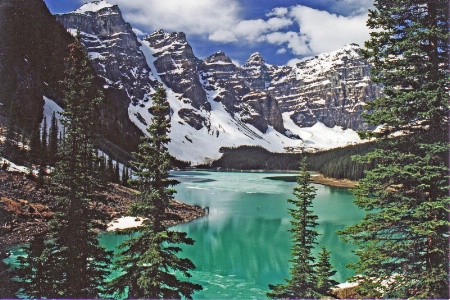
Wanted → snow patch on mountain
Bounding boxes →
[135,40,364,165]
[56,3,375,166]
[73,1,115,14]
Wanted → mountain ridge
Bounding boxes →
[2,0,381,166]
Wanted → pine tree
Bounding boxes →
[315,246,339,297]
[29,122,41,163]
[340,1,449,298]
[41,116,48,164]
[48,112,59,164]
[17,33,112,298]
[114,161,120,184]
[110,84,202,299]
[267,158,319,299]
[0,250,16,298]
[121,166,128,186]
[107,157,114,182]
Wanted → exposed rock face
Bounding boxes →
[0,0,73,131]
[195,50,284,133]
[55,1,149,151]
[269,44,381,130]
[52,1,382,163]
[142,31,378,133]
[144,30,210,111]
[56,4,154,103]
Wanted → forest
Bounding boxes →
[209,142,374,181]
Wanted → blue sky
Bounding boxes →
[43,0,374,66]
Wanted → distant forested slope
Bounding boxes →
[209,142,375,180]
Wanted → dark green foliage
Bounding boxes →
[28,122,42,162]
[267,159,319,299]
[340,1,449,298]
[114,162,120,184]
[40,116,47,164]
[48,112,59,164]
[16,34,112,298]
[107,157,114,182]
[211,142,374,180]
[110,84,201,299]
[0,249,16,298]
[15,233,62,298]
[315,246,339,296]
[121,166,130,186]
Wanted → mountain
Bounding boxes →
[0,0,141,154]
[53,1,382,165]
[2,0,381,166]
[0,0,73,132]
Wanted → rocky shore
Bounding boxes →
[310,174,357,188]
[0,170,205,247]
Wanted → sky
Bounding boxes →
[43,0,374,66]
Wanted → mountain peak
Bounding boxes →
[244,52,265,66]
[147,30,188,43]
[74,1,116,14]
[204,51,233,64]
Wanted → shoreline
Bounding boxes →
[310,174,358,189]
[0,171,205,247]
[182,168,358,189]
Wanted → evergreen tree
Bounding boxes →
[17,33,112,298]
[28,122,41,163]
[267,159,319,299]
[110,84,202,299]
[107,157,114,182]
[114,161,120,184]
[0,250,16,298]
[41,116,47,164]
[121,166,129,186]
[340,1,449,298]
[315,246,339,297]
[48,112,59,164]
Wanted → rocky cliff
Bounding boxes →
[270,44,381,130]
[0,0,73,132]
[52,1,380,164]
[55,2,148,151]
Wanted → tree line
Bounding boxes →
[210,142,374,181]
[1,0,448,298]
[1,34,201,299]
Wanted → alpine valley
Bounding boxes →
[1,0,382,165]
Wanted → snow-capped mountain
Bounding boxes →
[54,0,381,165]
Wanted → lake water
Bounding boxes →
[101,171,364,299]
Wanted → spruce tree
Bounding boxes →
[17,33,112,298]
[114,161,120,184]
[110,84,202,299]
[48,112,59,164]
[41,116,47,164]
[340,1,449,298]
[0,250,16,298]
[107,157,114,182]
[315,246,338,297]
[28,122,41,163]
[267,158,319,299]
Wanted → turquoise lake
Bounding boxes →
[101,171,365,299]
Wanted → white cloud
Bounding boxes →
[267,7,289,18]
[132,28,147,36]
[276,48,287,55]
[327,0,374,16]
[104,0,371,60]
[209,17,293,43]
[108,0,240,36]
[289,5,370,54]
[264,31,311,56]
